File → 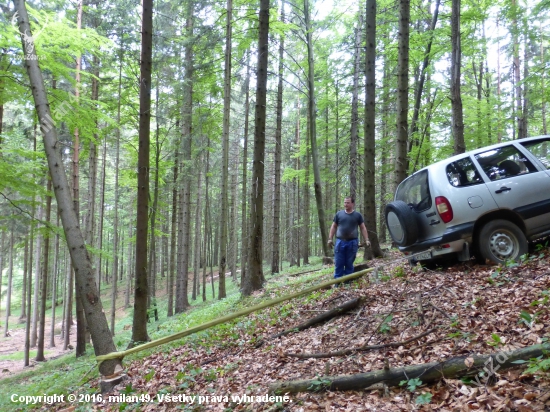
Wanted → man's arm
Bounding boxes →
[359,222,370,247]
[328,222,337,246]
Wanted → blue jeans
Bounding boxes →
[334,238,359,279]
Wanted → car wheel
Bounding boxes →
[385,200,419,247]
[478,220,528,264]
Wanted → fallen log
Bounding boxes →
[269,342,550,394]
[255,298,362,348]
[285,327,437,359]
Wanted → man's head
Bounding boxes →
[344,196,355,212]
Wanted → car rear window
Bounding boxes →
[475,145,538,181]
[521,138,550,170]
[395,170,431,212]
[446,157,483,187]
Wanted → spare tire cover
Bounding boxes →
[385,200,419,247]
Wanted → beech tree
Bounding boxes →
[13,0,123,379]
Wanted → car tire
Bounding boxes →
[385,200,419,247]
[478,220,528,264]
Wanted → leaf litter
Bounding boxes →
[61,250,550,411]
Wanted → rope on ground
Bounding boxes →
[95,267,375,365]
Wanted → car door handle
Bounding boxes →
[429,219,440,225]
[495,186,511,193]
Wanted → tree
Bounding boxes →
[451,0,465,155]
[130,0,153,345]
[395,0,410,187]
[13,0,123,380]
[243,0,270,296]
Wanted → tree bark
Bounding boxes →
[451,0,465,155]
[131,0,153,345]
[395,0,410,187]
[363,0,383,259]
[349,14,362,201]
[13,0,122,377]
[243,0,270,296]
[256,297,361,347]
[36,179,52,360]
[271,2,285,275]
[219,0,232,299]
[269,343,550,394]
[304,0,330,257]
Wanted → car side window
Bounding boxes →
[521,139,550,170]
[474,145,537,181]
[446,157,483,187]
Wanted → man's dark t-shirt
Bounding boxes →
[333,210,364,240]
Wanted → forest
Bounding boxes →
[1,0,550,408]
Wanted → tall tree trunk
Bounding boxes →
[110,37,124,334]
[240,52,251,286]
[271,2,285,275]
[511,0,524,139]
[203,138,212,301]
[31,206,42,348]
[168,149,178,316]
[219,0,232,299]
[395,0,410,186]
[131,0,153,345]
[363,0,383,258]
[19,235,27,321]
[175,2,194,312]
[243,0,270,296]
[72,0,88,358]
[36,179,52,360]
[192,162,203,300]
[408,0,441,153]
[50,213,60,347]
[14,0,123,377]
[148,74,162,305]
[349,13,362,200]
[3,229,14,337]
[304,0,330,257]
[451,0,465,155]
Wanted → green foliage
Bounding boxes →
[307,375,331,392]
[415,392,433,405]
[378,314,393,334]
[400,377,423,392]
[487,333,503,347]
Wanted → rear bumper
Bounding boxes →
[398,221,475,255]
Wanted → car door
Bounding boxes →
[474,144,550,237]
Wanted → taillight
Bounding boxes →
[435,196,453,223]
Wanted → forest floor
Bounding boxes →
[84,249,550,410]
[3,248,550,411]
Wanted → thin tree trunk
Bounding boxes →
[240,52,251,286]
[3,229,14,337]
[168,149,178,316]
[20,236,28,321]
[50,213,60,347]
[271,3,284,275]
[349,13,362,200]
[219,0,233,299]
[130,0,153,345]
[13,2,123,377]
[31,206,42,348]
[175,2,194,312]
[304,0,330,257]
[243,0,270,296]
[192,162,203,300]
[451,0,465,155]
[36,179,52,361]
[395,0,410,186]
[363,0,383,259]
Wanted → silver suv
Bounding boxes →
[385,136,550,264]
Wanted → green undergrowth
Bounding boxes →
[0,259,334,410]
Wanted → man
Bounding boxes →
[328,196,370,279]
